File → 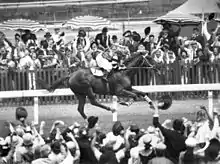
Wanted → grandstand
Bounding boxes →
[0,0,186,22]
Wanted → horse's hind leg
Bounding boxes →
[75,94,87,120]
[87,87,114,112]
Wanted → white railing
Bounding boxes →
[0,83,219,124]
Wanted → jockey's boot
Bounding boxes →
[102,71,109,83]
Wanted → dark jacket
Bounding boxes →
[192,35,205,49]
[76,137,98,164]
[95,33,111,49]
[153,116,187,164]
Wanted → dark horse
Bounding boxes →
[37,54,158,120]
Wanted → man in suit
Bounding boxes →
[95,27,111,49]
[191,27,205,49]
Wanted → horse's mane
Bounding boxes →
[123,52,155,68]
[123,53,143,67]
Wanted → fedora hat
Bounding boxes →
[157,95,172,110]
[87,116,99,129]
[44,32,52,38]
[123,30,132,37]
[144,27,151,36]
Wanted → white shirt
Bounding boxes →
[103,132,125,151]
[195,120,210,143]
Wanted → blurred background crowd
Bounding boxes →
[0,18,219,73]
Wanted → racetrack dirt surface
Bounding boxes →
[0,99,220,136]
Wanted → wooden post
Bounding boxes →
[34,96,39,125]
[112,95,118,122]
[208,91,213,119]
[33,71,39,125]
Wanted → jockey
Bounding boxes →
[96,49,113,82]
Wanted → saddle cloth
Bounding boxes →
[90,67,104,77]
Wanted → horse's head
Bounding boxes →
[124,52,154,68]
[124,52,161,75]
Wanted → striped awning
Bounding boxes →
[154,12,202,25]
[0,19,46,32]
[64,15,113,30]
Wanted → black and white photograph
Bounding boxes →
[0,0,219,163]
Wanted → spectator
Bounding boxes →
[73,29,90,53]
[62,48,81,71]
[179,137,200,164]
[17,48,33,70]
[112,35,118,45]
[90,42,103,60]
[32,144,53,164]
[40,32,52,46]
[140,26,151,50]
[76,127,98,164]
[152,103,187,163]
[21,30,37,47]
[191,27,205,49]
[91,127,129,164]
[42,49,58,69]
[148,142,174,164]
[95,27,111,49]
[14,133,35,163]
[85,51,97,68]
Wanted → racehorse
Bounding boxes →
[37,53,160,120]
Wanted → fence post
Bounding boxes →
[112,95,118,122]
[208,91,213,119]
[33,70,39,125]
[34,96,39,125]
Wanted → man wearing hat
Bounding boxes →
[148,142,174,164]
[103,121,125,152]
[14,133,35,163]
[73,29,90,53]
[95,27,111,49]
[152,102,186,164]
[42,32,52,44]
[191,27,205,49]
[140,27,153,51]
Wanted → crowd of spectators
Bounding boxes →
[0,18,219,72]
[1,102,220,164]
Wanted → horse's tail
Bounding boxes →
[37,76,70,92]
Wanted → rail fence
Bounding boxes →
[0,61,220,106]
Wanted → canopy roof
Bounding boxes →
[154,11,202,25]
[171,0,220,14]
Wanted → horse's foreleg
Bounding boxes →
[117,89,153,107]
[129,88,153,105]
[87,88,115,112]
[115,89,138,100]
[76,94,87,120]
